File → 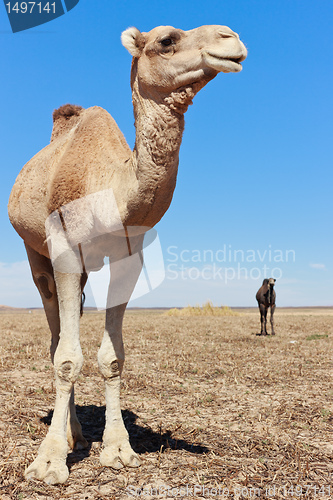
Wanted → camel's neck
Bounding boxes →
[128,79,195,227]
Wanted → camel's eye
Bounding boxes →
[160,38,173,47]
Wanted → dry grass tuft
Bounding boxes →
[166,300,238,316]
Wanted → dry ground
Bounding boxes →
[1,308,333,499]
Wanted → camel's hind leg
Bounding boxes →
[270,304,276,335]
[24,245,87,459]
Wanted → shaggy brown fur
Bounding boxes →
[52,104,83,122]
[51,105,84,144]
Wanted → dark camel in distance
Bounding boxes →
[256,278,276,335]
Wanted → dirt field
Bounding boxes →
[1,308,333,499]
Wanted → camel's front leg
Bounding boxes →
[96,236,143,468]
[48,300,87,453]
[25,270,83,485]
[259,304,268,335]
[25,243,87,453]
[98,304,141,469]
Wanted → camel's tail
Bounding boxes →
[51,104,84,142]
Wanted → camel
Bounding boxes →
[256,278,276,335]
[8,24,247,484]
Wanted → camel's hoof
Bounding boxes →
[100,441,141,469]
[25,435,69,484]
[25,457,69,485]
[74,437,89,450]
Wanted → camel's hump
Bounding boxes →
[50,104,126,146]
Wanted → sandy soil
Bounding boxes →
[0,308,333,499]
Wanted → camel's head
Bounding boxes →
[268,278,276,288]
[121,24,247,96]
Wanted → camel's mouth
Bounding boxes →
[202,51,244,73]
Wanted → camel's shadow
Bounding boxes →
[41,406,208,466]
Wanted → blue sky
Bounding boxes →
[1,0,332,308]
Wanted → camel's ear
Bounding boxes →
[121,27,145,57]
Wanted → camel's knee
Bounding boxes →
[98,350,124,379]
[54,349,83,384]
[55,358,83,384]
[56,361,81,383]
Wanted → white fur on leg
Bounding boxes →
[100,376,141,468]
[25,270,83,484]
[98,307,141,469]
